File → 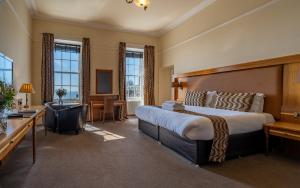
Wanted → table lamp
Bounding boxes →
[19,83,35,108]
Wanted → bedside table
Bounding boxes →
[264,122,300,154]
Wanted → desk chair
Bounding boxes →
[100,97,115,123]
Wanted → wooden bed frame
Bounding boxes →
[138,54,300,164]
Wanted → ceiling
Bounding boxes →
[25,0,272,37]
[26,0,213,36]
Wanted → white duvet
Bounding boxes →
[135,105,275,140]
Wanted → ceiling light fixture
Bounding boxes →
[126,0,150,11]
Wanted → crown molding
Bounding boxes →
[5,0,31,38]
[25,0,37,15]
[158,0,216,36]
[162,0,280,53]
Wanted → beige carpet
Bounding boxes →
[0,118,299,188]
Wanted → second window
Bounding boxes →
[54,42,81,102]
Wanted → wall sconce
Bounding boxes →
[171,81,183,89]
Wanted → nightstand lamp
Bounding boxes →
[19,83,35,108]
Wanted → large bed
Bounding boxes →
[136,105,274,164]
[136,64,283,165]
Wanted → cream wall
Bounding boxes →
[31,19,159,105]
[159,0,300,74]
[158,66,173,104]
[3,0,297,106]
[0,0,32,102]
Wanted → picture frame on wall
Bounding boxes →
[96,69,113,94]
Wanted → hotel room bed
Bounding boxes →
[136,64,283,164]
[136,105,275,165]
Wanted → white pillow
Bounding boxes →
[249,93,265,113]
[205,91,217,108]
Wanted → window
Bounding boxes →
[0,52,13,85]
[54,42,81,102]
[125,49,144,102]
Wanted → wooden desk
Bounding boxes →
[90,100,125,123]
[264,121,300,154]
[0,106,46,165]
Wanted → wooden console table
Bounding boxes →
[264,121,300,154]
[0,106,46,165]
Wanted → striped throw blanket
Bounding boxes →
[180,110,229,162]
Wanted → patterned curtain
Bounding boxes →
[144,45,155,105]
[41,33,54,103]
[82,38,91,105]
[119,42,127,118]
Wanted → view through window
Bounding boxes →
[125,49,144,103]
[0,52,13,85]
[54,42,81,102]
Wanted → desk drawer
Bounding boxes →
[0,120,33,161]
[269,129,300,141]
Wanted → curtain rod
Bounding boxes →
[126,42,145,49]
[40,33,83,42]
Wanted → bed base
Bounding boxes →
[138,119,264,165]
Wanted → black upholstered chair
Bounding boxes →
[44,102,57,135]
[45,102,85,134]
[57,105,82,134]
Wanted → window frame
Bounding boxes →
[125,48,144,102]
[0,52,13,85]
[53,41,82,103]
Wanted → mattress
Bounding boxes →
[135,105,274,140]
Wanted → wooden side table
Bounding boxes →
[264,121,300,154]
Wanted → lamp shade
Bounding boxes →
[19,83,35,94]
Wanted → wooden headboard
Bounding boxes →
[173,54,300,121]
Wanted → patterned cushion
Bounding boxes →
[184,90,206,106]
[215,92,254,112]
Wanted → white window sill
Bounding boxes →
[126,99,143,102]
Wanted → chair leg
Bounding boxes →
[119,106,123,120]
[102,112,105,124]
[112,112,115,122]
[81,123,85,132]
[43,117,47,136]
[91,107,94,124]
[44,126,47,136]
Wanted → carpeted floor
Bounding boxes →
[0,118,299,188]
